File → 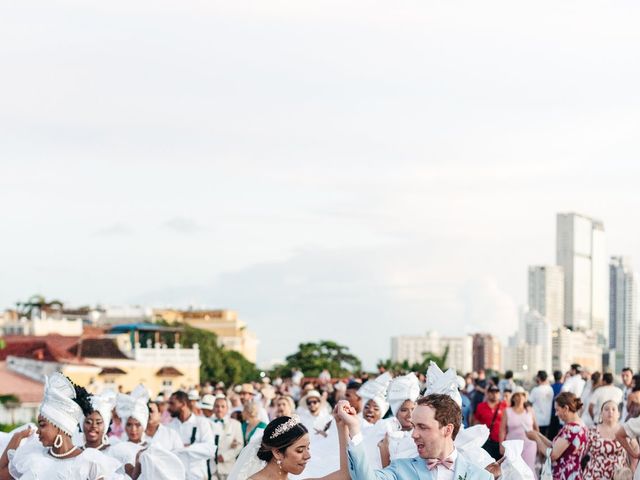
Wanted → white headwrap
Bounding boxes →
[425,361,462,407]
[116,385,150,430]
[358,372,392,415]
[387,373,421,415]
[89,390,117,430]
[39,372,84,437]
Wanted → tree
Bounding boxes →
[376,346,449,375]
[178,324,259,385]
[271,340,362,378]
[16,294,64,318]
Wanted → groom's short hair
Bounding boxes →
[416,394,462,439]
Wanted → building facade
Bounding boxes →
[556,212,608,345]
[153,309,258,363]
[528,265,564,329]
[551,327,603,372]
[609,256,639,372]
[472,333,502,372]
[390,332,473,374]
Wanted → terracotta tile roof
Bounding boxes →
[156,366,184,377]
[0,361,44,404]
[67,338,129,359]
[0,336,77,362]
[98,367,127,375]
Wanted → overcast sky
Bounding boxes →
[2,0,640,369]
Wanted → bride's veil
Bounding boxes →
[228,429,267,480]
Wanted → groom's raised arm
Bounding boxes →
[336,401,400,480]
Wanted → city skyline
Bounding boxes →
[3,1,640,369]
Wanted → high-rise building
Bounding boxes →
[556,213,608,345]
[551,327,603,372]
[528,265,564,329]
[609,256,639,372]
[472,333,502,372]
[390,332,473,373]
[504,308,552,378]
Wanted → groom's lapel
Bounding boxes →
[452,453,469,480]
[411,457,435,480]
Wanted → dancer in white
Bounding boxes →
[378,373,421,466]
[356,373,392,469]
[111,385,185,480]
[228,403,350,480]
[0,373,112,480]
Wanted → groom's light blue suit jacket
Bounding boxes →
[347,442,493,480]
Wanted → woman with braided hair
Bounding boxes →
[228,401,351,480]
[0,373,119,480]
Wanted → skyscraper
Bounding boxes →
[556,213,608,345]
[609,256,639,371]
[528,265,564,329]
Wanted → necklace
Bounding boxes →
[49,445,79,458]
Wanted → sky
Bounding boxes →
[2,0,640,369]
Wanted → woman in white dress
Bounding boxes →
[229,402,350,480]
[0,373,114,480]
[378,373,421,466]
[109,385,185,480]
[356,373,392,469]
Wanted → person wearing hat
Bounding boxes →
[471,384,507,460]
[188,388,203,416]
[238,383,269,424]
[297,390,332,438]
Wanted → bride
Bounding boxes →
[230,402,350,480]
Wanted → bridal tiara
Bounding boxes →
[270,416,301,439]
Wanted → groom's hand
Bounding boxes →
[335,400,360,438]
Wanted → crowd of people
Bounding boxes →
[1,362,640,480]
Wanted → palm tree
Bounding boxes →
[16,294,64,318]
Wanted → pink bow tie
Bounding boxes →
[426,457,454,471]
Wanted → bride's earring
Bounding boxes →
[53,434,63,448]
[276,458,283,472]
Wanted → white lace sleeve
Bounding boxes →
[228,430,266,480]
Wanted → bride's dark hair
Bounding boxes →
[257,416,308,462]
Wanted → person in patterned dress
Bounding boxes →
[583,400,630,480]
[527,392,588,480]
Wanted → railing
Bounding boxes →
[130,343,200,364]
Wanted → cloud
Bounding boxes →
[162,217,203,234]
[93,223,133,237]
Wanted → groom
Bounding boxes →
[338,393,494,480]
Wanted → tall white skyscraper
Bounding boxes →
[609,256,639,371]
[556,213,609,345]
[528,265,565,329]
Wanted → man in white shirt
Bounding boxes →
[297,390,332,436]
[621,367,633,420]
[168,390,217,480]
[588,372,623,422]
[562,364,586,398]
[529,370,554,438]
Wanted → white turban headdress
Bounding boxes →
[89,390,117,430]
[116,385,150,430]
[425,361,462,407]
[358,372,392,415]
[387,373,421,415]
[39,372,84,437]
